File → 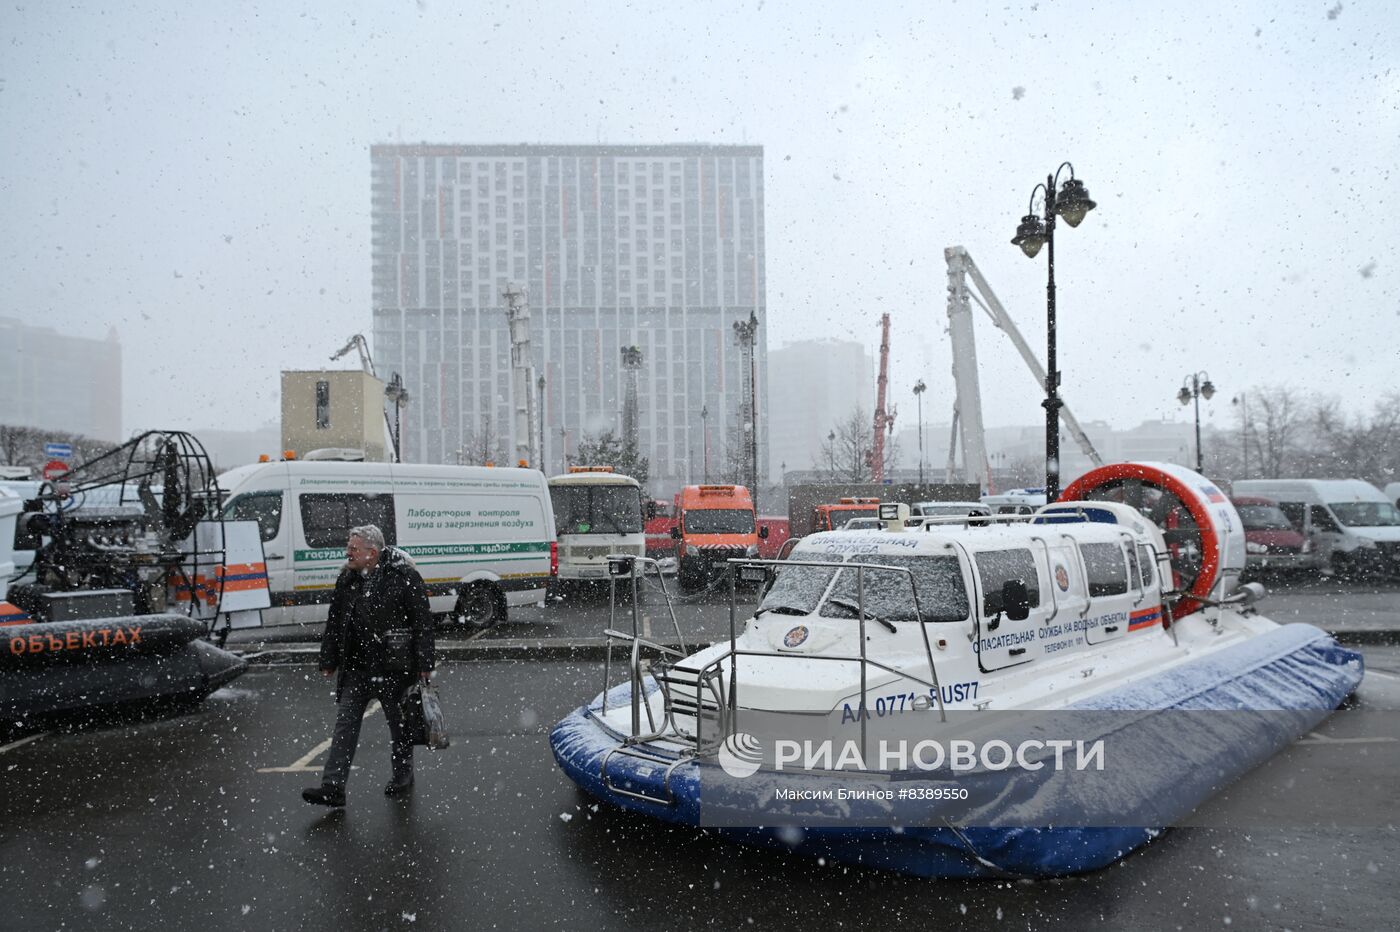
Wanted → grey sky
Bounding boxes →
[3,0,1396,442]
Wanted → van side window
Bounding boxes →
[1079,542,1128,597]
[1278,502,1305,531]
[1310,505,1341,533]
[300,493,397,549]
[974,549,1041,614]
[1136,544,1156,588]
[223,492,284,543]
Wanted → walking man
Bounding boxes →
[303,524,435,806]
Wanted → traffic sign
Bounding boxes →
[42,460,71,481]
[44,442,73,459]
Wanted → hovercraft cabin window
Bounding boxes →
[1136,544,1156,588]
[1079,542,1128,597]
[299,493,397,549]
[974,549,1042,614]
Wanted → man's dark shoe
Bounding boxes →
[384,773,414,797]
[302,784,346,807]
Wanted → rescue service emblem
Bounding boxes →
[782,625,810,648]
[1054,564,1070,592]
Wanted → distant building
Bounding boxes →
[280,370,392,463]
[194,422,282,473]
[369,144,766,496]
[0,318,122,442]
[767,339,873,474]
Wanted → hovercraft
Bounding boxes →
[550,462,1364,878]
[0,432,263,724]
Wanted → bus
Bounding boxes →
[547,467,647,587]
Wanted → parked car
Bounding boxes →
[1230,495,1319,574]
[1232,479,1400,577]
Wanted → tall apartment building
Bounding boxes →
[767,339,874,476]
[0,317,122,442]
[370,144,767,495]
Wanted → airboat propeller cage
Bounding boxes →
[1058,461,1246,617]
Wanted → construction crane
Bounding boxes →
[943,246,1103,492]
[330,334,402,462]
[869,312,896,482]
[331,334,376,375]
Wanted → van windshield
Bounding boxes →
[1237,504,1294,531]
[685,508,754,535]
[1329,501,1400,528]
[758,553,969,623]
[552,485,644,535]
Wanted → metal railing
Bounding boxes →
[592,553,953,771]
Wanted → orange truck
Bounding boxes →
[671,484,766,590]
[811,497,882,533]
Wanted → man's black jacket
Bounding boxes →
[318,547,435,693]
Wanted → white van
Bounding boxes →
[217,461,556,630]
[1386,482,1400,510]
[981,488,1049,515]
[910,501,993,519]
[546,468,646,585]
[1231,478,1400,576]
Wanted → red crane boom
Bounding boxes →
[870,313,895,482]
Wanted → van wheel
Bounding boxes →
[454,584,503,629]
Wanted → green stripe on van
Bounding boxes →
[294,541,550,562]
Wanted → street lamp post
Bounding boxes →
[1231,393,1249,478]
[1177,372,1216,472]
[700,404,710,483]
[384,372,410,464]
[827,429,836,478]
[536,375,546,471]
[913,379,927,485]
[733,311,760,492]
[1010,162,1097,503]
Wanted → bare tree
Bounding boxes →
[1309,391,1400,482]
[815,405,900,482]
[0,424,117,474]
[1248,386,1305,479]
[462,413,508,466]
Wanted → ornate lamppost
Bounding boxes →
[1010,162,1097,502]
[1177,372,1216,472]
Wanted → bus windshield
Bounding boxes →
[552,485,644,535]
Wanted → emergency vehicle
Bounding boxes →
[811,497,882,532]
[671,484,766,590]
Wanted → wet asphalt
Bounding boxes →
[2,645,1399,932]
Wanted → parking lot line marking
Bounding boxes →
[257,700,382,773]
[0,733,47,755]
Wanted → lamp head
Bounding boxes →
[1055,178,1097,228]
[1177,386,1193,406]
[1200,379,1216,400]
[1011,214,1047,258]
